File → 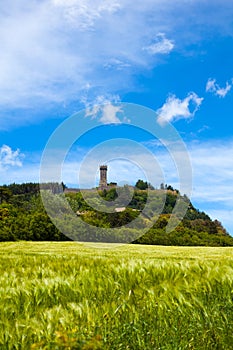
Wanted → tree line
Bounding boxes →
[0,181,233,246]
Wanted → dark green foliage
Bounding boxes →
[0,183,69,242]
[128,190,147,210]
[135,179,148,190]
[133,214,233,246]
[99,188,118,201]
[6,182,39,195]
[0,182,232,246]
[0,187,12,204]
[162,192,177,213]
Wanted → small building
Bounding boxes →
[114,207,126,213]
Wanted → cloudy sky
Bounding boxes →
[1,0,233,234]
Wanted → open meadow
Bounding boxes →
[1,242,233,349]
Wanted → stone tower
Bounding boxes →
[99,165,107,189]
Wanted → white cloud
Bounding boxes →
[0,145,24,169]
[99,104,122,124]
[103,58,131,70]
[84,95,125,124]
[52,0,121,26]
[1,1,233,128]
[143,33,174,55]
[156,93,203,125]
[206,78,232,98]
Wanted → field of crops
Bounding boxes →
[0,242,233,349]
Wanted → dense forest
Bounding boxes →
[0,182,233,246]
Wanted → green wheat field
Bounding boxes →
[1,242,233,349]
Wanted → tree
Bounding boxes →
[0,187,12,204]
[29,212,61,240]
[135,179,148,190]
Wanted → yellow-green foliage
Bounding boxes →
[0,242,233,349]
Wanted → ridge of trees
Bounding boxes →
[0,181,232,246]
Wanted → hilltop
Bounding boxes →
[0,182,232,246]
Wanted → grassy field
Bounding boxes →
[0,242,233,349]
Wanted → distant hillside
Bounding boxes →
[0,182,233,246]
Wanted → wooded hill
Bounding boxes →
[0,182,232,246]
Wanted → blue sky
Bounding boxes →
[1,0,233,234]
